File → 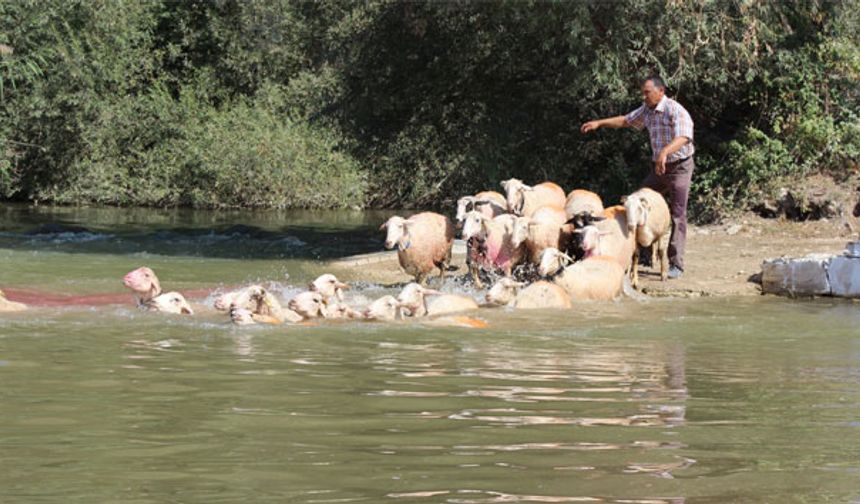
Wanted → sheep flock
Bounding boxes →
[0,178,673,326]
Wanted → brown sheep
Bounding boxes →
[501,179,566,217]
[381,212,455,285]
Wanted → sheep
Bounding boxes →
[308,274,349,302]
[122,266,194,315]
[538,248,626,301]
[623,187,672,286]
[501,179,567,217]
[485,278,573,309]
[564,189,604,220]
[460,211,524,284]
[287,291,327,319]
[362,295,403,321]
[0,289,26,312]
[568,206,637,274]
[381,212,455,285]
[230,285,305,324]
[229,304,283,325]
[510,205,568,265]
[396,283,479,317]
[455,191,508,225]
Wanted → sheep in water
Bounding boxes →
[396,283,479,317]
[538,248,625,301]
[623,187,672,287]
[0,289,27,312]
[122,267,194,315]
[362,295,403,321]
[308,273,353,317]
[485,278,573,309]
[381,212,455,285]
[501,178,566,217]
[461,211,524,285]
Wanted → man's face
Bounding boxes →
[641,80,664,108]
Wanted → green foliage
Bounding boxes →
[0,0,857,215]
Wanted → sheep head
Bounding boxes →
[363,295,402,320]
[123,266,162,301]
[501,178,533,215]
[288,291,326,319]
[460,211,489,242]
[148,292,194,315]
[455,196,477,224]
[380,216,413,251]
[510,216,532,248]
[485,277,526,305]
[309,274,349,301]
[623,195,650,232]
[396,283,442,317]
[538,247,574,277]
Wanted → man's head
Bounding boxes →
[641,75,666,108]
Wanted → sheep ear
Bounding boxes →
[640,197,651,210]
[379,219,390,230]
[560,252,574,264]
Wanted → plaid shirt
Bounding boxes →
[625,96,694,162]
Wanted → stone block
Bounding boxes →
[828,256,860,298]
[761,254,833,297]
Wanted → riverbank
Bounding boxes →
[327,214,858,298]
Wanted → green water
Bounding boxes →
[2,205,860,503]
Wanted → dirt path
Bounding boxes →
[327,214,857,297]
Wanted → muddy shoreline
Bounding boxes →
[327,214,857,298]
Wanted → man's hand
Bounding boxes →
[655,150,668,175]
[580,120,600,134]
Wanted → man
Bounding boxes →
[580,76,694,279]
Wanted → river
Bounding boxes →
[1,205,859,503]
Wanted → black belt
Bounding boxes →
[665,156,692,166]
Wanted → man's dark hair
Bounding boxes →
[643,75,666,90]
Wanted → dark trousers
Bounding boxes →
[642,156,694,271]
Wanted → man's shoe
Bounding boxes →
[667,265,683,279]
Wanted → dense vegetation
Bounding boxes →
[1,1,858,219]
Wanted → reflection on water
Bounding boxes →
[2,206,860,503]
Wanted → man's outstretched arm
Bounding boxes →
[580,115,628,133]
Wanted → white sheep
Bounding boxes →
[538,248,626,301]
[122,266,194,315]
[510,205,568,265]
[461,211,524,284]
[485,278,573,309]
[396,283,479,317]
[381,212,455,285]
[362,295,403,321]
[571,205,637,274]
[501,179,567,217]
[455,191,508,225]
[564,189,604,220]
[623,187,672,286]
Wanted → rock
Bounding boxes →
[828,256,860,298]
[725,224,742,236]
[761,254,833,297]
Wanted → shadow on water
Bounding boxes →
[0,204,403,260]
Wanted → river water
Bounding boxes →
[1,205,859,503]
